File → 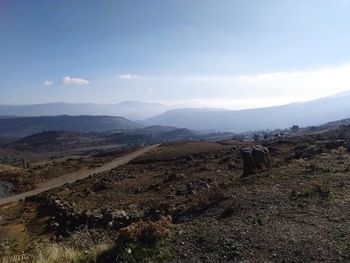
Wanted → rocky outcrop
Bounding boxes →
[240,145,272,176]
[28,193,130,234]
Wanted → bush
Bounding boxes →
[118,216,172,244]
[291,125,299,132]
[97,217,173,263]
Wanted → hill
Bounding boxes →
[146,91,350,132]
[0,115,141,138]
[6,131,101,151]
[5,125,235,153]
[0,101,170,120]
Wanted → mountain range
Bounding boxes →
[2,91,350,133]
[146,91,350,132]
[0,101,170,120]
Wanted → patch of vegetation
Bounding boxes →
[291,181,332,200]
[98,238,171,263]
[303,163,330,175]
[26,243,111,263]
[227,170,242,180]
[173,186,226,222]
[18,218,172,263]
[97,217,173,263]
[0,164,21,173]
[196,224,242,260]
[330,146,348,156]
[220,197,244,218]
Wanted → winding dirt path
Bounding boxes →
[0,144,159,206]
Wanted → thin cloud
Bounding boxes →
[165,64,350,103]
[118,74,141,80]
[43,80,53,86]
[114,63,350,110]
[43,76,90,86]
[61,76,90,85]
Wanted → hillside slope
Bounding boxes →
[0,115,141,137]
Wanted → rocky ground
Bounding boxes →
[1,128,350,262]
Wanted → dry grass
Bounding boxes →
[331,146,348,156]
[0,164,21,174]
[33,244,77,263]
[119,216,172,244]
[30,243,110,263]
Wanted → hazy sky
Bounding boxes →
[1,0,350,109]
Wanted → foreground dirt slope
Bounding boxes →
[1,133,350,262]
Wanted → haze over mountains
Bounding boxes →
[146,91,350,131]
[2,91,350,134]
[0,101,170,120]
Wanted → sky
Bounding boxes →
[1,0,350,109]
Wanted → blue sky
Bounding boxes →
[1,0,350,108]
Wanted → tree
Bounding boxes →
[253,133,260,141]
[291,125,299,132]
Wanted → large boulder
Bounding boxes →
[240,145,272,176]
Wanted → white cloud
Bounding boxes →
[43,80,53,86]
[61,76,90,85]
[118,74,141,80]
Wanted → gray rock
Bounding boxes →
[241,145,272,176]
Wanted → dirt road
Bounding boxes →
[0,144,159,206]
